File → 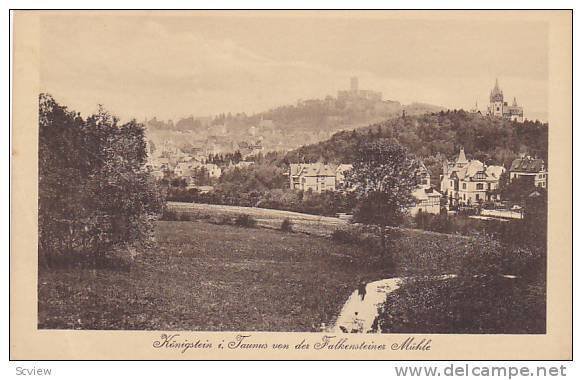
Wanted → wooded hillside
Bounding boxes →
[285,110,548,183]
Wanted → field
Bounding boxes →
[166,201,348,236]
[38,203,544,333]
[38,220,391,331]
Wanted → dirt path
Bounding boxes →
[328,278,402,333]
[329,275,464,333]
[329,274,519,333]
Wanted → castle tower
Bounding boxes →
[488,78,504,117]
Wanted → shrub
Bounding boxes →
[331,228,384,256]
[178,212,191,222]
[159,209,193,222]
[220,215,233,225]
[331,229,359,244]
[160,209,178,221]
[280,218,293,232]
[376,275,545,334]
[234,214,257,228]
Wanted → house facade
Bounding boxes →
[509,156,547,189]
[410,162,442,216]
[410,187,442,216]
[335,164,353,188]
[289,163,353,193]
[440,148,505,206]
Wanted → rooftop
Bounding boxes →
[510,157,545,173]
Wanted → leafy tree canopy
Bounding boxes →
[38,94,164,265]
[346,139,420,228]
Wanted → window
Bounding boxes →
[476,194,480,201]
[450,181,453,187]
[476,183,484,190]
[462,183,467,190]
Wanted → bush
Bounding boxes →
[178,212,191,222]
[159,209,191,222]
[376,275,545,334]
[234,214,257,228]
[331,228,381,253]
[331,229,359,244]
[280,218,293,232]
[160,209,178,221]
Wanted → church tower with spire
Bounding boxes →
[488,78,504,117]
[486,78,524,121]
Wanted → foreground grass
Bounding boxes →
[38,208,545,333]
[38,220,391,331]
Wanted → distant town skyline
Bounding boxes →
[39,12,549,122]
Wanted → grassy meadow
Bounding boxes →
[38,203,545,333]
[38,220,390,331]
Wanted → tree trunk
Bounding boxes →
[379,225,386,255]
[380,225,393,268]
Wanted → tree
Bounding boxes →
[38,94,164,267]
[522,188,548,248]
[345,139,420,261]
[499,175,537,204]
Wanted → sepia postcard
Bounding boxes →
[10,10,572,360]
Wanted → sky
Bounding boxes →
[39,12,549,122]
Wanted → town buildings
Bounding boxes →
[238,139,264,158]
[509,156,547,188]
[289,161,443,216]
[174,162,222,179]
[410,187,442,216]
[410,163,442,216]
[487,79,524,122]
[440,148,506,206]
[288,163,353,193]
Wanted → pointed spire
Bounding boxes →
[512,97,518,106]
[490,78,503,102]
[457,147,468,165]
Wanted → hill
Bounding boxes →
[284,110,548,184]
[144,95,444,157]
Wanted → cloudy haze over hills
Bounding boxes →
[40,12,548,122]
